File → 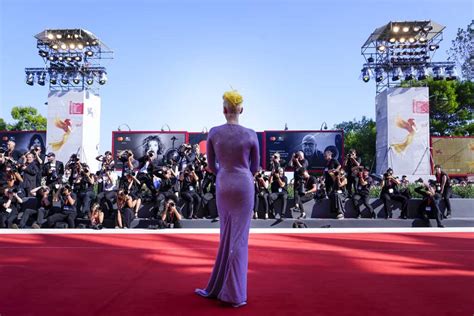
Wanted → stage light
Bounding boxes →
[74,56,82,62]
[58,56,64,61]
[413,26,421,32]
[66,56,73,62]
[392,25,400,33]
[50,72,58,84]
[60,43,67,50]
[73,73,81,84]
[38,50,48,57]
[445,66,457,80]
[402,26,410,32]
[91,40,98,45]
[56,34,62,39]
[361,68,370,82]
[47,33,54,40]
[389,37,396,43]
[419,37,426,43]
[74,34,79,39]
[85,50,94,57]
[52,44,59,50]
[429,44,439,51]
[404,67,414,81]
[408,37,416,43]
[377,45,386,52]
[48,55,57,61]
[26,72,34,85]
[432,67,444,80]
[37,72,46,86]
[423,25,433,32]
[391,67,402,81]
[69,43,76,49]
[417,67,428,80]
[99,72,107,85]
[367,57,374,63]
[86,74,94,85]
[77,43,84,50]
[375,68,383,82]
[399,37,406,43]
[61,73,69,84]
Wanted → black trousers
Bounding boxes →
[0,209,18,228]
[352,193,374,217]
[381,193,408,217]
[19,207,49,228]
[117,207,134,228]
[137,173,157,195]
[418,198,443,226]
[97,190,117,218]
[269,192,288,217]
[152,192,179,218]
[76,190,95,217]
[181,191,201,218]
[294,193,314,212]
[47,211,77,228]
[346,175,358,196]
[330,190,347,214]
[441,187,452,215]
[254,192,269,214]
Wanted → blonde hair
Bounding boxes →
[223,90,243,113]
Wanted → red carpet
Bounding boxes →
[0,232,473,316]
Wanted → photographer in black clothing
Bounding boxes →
[47,185,77,228]
[289,151,308,199]
[96,168,118,218]
[254,169,270,219]
[6,139,21,162]
[293,168,317,219]
[72,163,95,219]
[43,152,64,189]
[380,168,408,219]
[352,167,376,219]
[161,199,183,228]
[434,165,452,218]
[120,172,142,218]
[152,167,178,218]
[323,149,341,196]
[19,185,52,228]
[343,149,361,197]
[137,150,160,196]
[118,150,138,186]
[20,152,39,197]
[329,169,348,219]
[115,189,135,228]
[179,165,201,219]
[0,174,24,228]
[414,180,444,227]
[268,167,288,219]
[201,171,217,219]
[269,152,285,173]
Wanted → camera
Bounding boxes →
[147,150,154,157]
[168,201,175,208]
[119,150,132,162]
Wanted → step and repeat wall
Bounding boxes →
[431,136,474,176]
[112,130,343,171]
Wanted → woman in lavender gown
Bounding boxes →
[195,90,260,307]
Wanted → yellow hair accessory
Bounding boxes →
[223,90,243,108]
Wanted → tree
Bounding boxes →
[401,78,473,136]
[0,106,47,131]
[448,20,474,80]
[334,116,376,171]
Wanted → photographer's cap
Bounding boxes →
[46,152,55,157]
[104,151,112,156]
[434,164,441,168]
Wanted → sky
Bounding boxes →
[0,0,472,152]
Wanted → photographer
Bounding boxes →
[200,171,217,219]
[96,167,118,218]
[20,152,39,197]
[268,167,288,219]
[120,172,142,218]
[115,189,135,229]
[161,199,183,228]
[352,167,376,219]
[89,203,104,230]
[414,180,444,228]
[253,169,270,219]
[269,152,284,173]
[323,149,341,196]
[0,173,24,229]
[96,151,115,171]
[19,185,52,229]
[46,185,77,228]
[6,139,21,162]
[136,149,160,196]
[329,170,348,219]
[152,167,178,219]
[292,168,317,219]
[119,150,138,186]
[380,168,408,219]
[42,152,64,189]
[434,165,452,218]
[73,163,95,219]
[343,149,361,197]
[178,143,195,172]
[179,165,201,219]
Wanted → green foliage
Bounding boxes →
[452,185,474,198]
[369,184,474,199]
[1,106,47,131]
[400,79,473,136]
[334,116,376,170]
[448,20,474,80]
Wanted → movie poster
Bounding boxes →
[431,137,474,175]
[0,131,47,157]
[112,131,186,169]
[265,131,344,170]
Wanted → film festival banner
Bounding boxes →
[264,131,344,171]
[46,90,101,170]
[431,137,474,175]
[0,131,47,156]
[112,131,187,169]
[376,87,430,175]
[188,132,264,166]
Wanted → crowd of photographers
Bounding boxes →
[0,138,458,229]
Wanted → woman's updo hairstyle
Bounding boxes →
[223,90,243,113]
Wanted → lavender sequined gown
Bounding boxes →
[201,123,260,304]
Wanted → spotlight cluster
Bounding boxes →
[25,29,113,91]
